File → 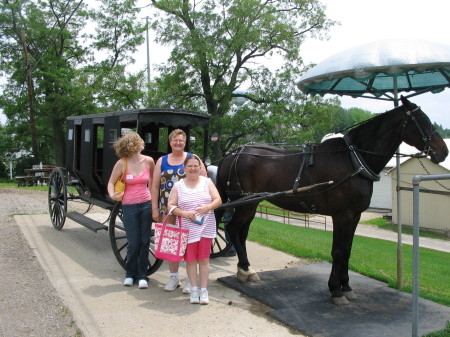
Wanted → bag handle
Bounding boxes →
[160,215,184,257]
[120,158,128,182]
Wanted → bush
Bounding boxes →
[13,156,35,177]
[0,161,8,179]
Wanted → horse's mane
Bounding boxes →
[346,104,405,141]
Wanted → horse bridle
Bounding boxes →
[404,106,438,156]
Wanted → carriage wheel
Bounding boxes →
[109,203,163,275]
[210,221,233,259]
[48,168,67,230]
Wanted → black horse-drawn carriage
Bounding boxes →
[47,108,231,276]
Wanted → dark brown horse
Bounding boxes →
[215,96,448,305]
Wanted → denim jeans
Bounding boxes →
[122,201,152,281]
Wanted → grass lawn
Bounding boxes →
[249,217,450,307]
[1,181,48,191]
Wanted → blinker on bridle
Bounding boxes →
[404,106,437,156]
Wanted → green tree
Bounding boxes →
[433,122,450,139]
[0,0,148,166]
[149,0,336,159]
[0,0,93,165]
[87,0,148,110]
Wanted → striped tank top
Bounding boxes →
[174,176,217,243]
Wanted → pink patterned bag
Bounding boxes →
[154,216,188,262]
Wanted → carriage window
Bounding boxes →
[158,128,168,153]
[145,133,152,144]
[68,129,73,141]
[84,129,90,142]
[121,127,135,136]
[96,126,104,149]
[109,129,118,143]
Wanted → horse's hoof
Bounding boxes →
[247,267,260,281]
[332,296,350,306]
[343,290,357,300]
[237,268,249,282]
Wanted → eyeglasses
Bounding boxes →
[170,139,185,143]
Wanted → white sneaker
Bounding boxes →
[182,278,192,294]
[123,277,133,286]
[164,276,181,292]
[200,289,209,305]
[190,288,200,304]
[138,279,148,289]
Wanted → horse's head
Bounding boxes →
[400,96,448,164]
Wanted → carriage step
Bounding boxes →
[66,212,108,232]
[78,195,114,210]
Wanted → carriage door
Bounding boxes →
[139,123,163,162]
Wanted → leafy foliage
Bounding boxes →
[149,0,336,158]
[0,0,149,166]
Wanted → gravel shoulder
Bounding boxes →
[0,188,81,337]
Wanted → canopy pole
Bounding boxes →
[393,77,404,290]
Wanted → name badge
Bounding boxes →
[126,174,133,179]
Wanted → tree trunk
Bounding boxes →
[20,31,40,164]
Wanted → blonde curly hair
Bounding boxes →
[113,132,144,158]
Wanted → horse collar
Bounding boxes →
[343,135,381,182]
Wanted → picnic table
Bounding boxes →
[15,167,55,187]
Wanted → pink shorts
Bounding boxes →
[184,237,213,262]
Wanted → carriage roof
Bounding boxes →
[66,108,210,128]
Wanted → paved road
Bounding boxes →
[15,213,309,337]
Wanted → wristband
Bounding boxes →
[168,206,178,215]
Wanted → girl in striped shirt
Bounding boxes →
[168,154,222,304]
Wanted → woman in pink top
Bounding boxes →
[168,155,222,304]
[107,132,155,289]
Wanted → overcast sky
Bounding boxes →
[300,0,450,128]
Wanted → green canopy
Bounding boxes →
[297,39,450,103]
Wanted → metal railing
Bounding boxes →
[411,173,450,337]
[256,204,327,230]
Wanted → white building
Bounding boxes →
[370,140,450,234]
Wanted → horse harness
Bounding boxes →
[223,104,438,207]
[404,106,438,157]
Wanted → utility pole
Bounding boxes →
[20,30,40,164]
[145,16,151,86]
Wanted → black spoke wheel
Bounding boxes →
[48,168,67,230]
[109,203,163,275]
[210,221,233,258]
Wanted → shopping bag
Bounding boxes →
[154,216,188,262]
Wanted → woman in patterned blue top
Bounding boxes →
[151,129,206,293]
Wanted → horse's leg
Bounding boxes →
[328,212,360,305]
[340,214,361,301]
[237,215,260,281]
[226,204,258,282]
